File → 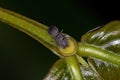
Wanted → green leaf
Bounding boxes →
[88,57,120,80]
[80,63,102,80]
[43,59,71,80]
[82,20,120,55]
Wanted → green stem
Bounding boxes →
[75,54,89,68]
[0,8,61,57]
[65,56,83,80]
[78,42,120,66]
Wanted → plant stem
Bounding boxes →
[75,54,89,68]
[0,8,61,57]
[65,56,83,80]
[78,42,120,66]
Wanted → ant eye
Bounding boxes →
[48,26,58,37]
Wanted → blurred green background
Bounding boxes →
[0,0,119,80]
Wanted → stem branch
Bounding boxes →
[78,42,120,66]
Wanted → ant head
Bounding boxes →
[48,26,59,37]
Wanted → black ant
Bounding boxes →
[48,26,68,48]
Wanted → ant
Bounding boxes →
[48,26,68,48]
